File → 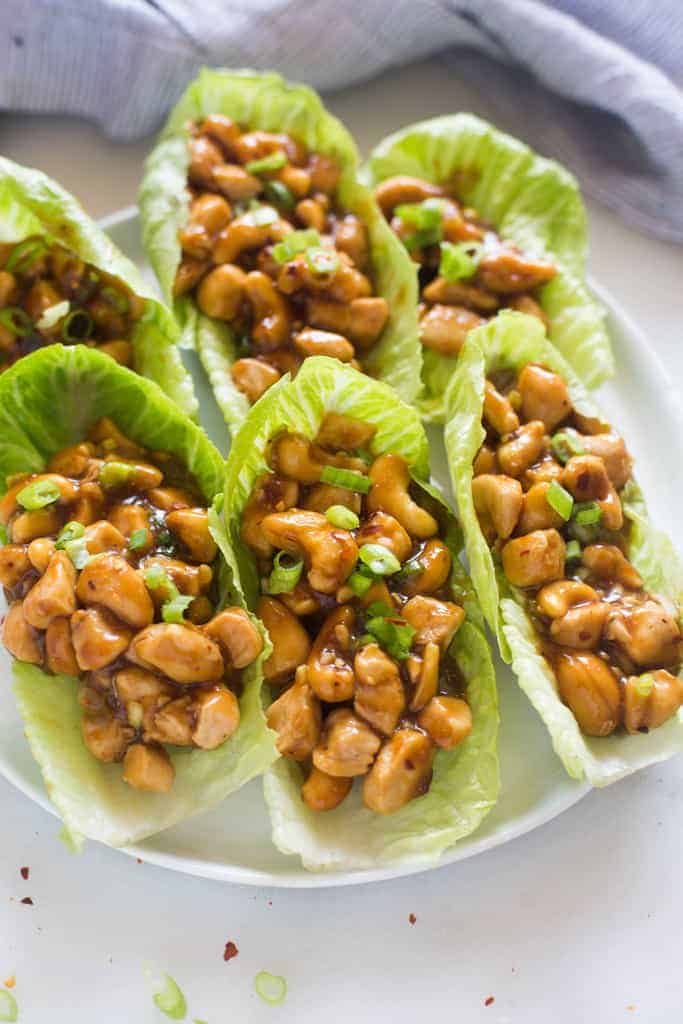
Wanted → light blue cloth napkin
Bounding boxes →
[1,0,682,242]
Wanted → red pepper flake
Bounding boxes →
[223,941,239,963]
[408,913,417,925]
[20,867,29,881]
[484,996,495,1007]
[20,897,33,905]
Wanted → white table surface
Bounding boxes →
[1,58,682,1023]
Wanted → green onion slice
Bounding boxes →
[243,204,279,227]
[254,971,287,1006]
[0,524,7,546]
[264,180,295,209]
[565,539,582,562]
[347,570,373,597]
[633,673,655,698]
[551,430,585,464]
[305,246,339,276]
[61,308,93,342]
[439,240,482,281]
[162,593,194,624]
[245,150,288,175]
[272,228,320,264]
[153,973,187,1020]
[100,285,130,314]
[573,501,602,526]
[6,237,46,273]
[358,543,401,577]
[364,615,416,661]
[145,565,175,595]
[128,528,150,551]
[17,478,61,510]
[0,306,33,337]
[320,465,371,494]
[36,299,70,331]
[325,505,360,529]
[55,520,86,548]
[366,600,394,618]
[63,536,91,570]
[545,480,574,521]
[0,988,18,1023]
[98,461,135,489]
[395,198,445,231]
[267,551,304,594]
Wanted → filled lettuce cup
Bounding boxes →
[363,115,614,420]
[0,157,195,417]
[223,355,498,871]
[139,68,421,433]
[0,345,277,846]
[445,310,683,786]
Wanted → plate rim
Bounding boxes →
[3,205,678,887]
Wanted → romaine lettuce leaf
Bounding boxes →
[223,355,499,870]
[363,114,614,420]
[444,310,683,785]
[0,157,196,419]
[139,68,421,432]
[0,344,277,846]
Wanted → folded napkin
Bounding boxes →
[2,0,682,242]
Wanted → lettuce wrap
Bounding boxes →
[139,68,421,432]
[0,344,277,846]
[363,114,614,420]
[222,355,499,871]
[444,310,683,785]
[0,157,196,419]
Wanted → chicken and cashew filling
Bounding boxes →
[374,175,558,358]
[0,419,263,792]
[0,238,144,371]
[242,413,472,815]
[471,361,683,737]
[175,117,390,404]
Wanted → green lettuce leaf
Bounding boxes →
[362,114,614,420]
[0,157,196,419]
[223,355,499,870]
[0,344,277,846]
[444,310,683,785]
[139,68,421,432]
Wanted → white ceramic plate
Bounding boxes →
[1,207,681,887]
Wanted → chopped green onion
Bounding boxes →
[366,600,393,618]
[0,524,7,546]
[153,973,187,1020]
[325,505,360,529]
[36,299,70,330]
[305,246,339,276]
[320,465,371,494]
[6,237,46,273]
[358,543,401,576]
[565,539,582,562]
[546,480,574,521]
[264,180,295,208]
[61,308,93,342]
[267,551,303,594]
[272,229,320,264]
[245,150,287,175]
[55,520,86,549]
[395,199,444,231]
[396,557,424,582]
[63,535,91,570]
[439,240,482,281]
[100,285,130,314]
[348,570,373,596]
[404,226,442,251]
[162,593,194,624]
[145,565,174,595]
[364,615,416,661]
[254,971,287,1006]
[99,461,135,489]
[573,501,602,526]
[633,673,655,698]
[243,204,279,227]
[128,528,150,551]
[17,478,61,510]
[551,430,584,464]
[0,988,18,1022]
[0,306,33,336]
